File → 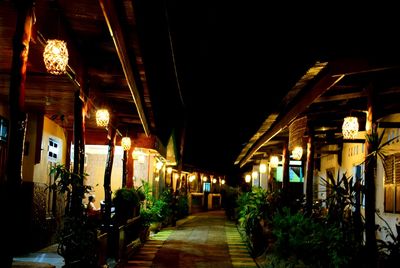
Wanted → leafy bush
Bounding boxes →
[272,208,351,267]
[112,187,140,223]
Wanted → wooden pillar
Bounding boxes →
[126,147,134,188]
[1,1,34,265]
[103,125,117,227]
[122,150,127,187]
[71,90,85,216]
[305,130,315,215]
[282,142,290,191]
[365,85,377,262]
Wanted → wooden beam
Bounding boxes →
[98,0,150,136]
[314,91,366,103]
[378,122,400,128]
[239,71,344,168]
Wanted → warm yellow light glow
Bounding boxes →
[189,175,195,182]
[174,173,180,179]
[342,116,359,139]
[96,109,109,127]
[154,176,159,182]
[270,156,279,167]
[167,167,173,174]
[121,137,131,151]
[221,179,225,185]
[156,161,163,171]
[43,39,68,75]
[259,163,267,173]
[202,176,208,182]
[292,146,303,160]
[245,174,251,183]
[138,154,145,163]
[212,178,217,183]
[252,171,258,180]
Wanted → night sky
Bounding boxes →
[134,1,400,175]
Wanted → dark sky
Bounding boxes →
[135,1,399,174]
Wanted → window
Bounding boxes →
[384,153,400,213]
[47,137,62,218]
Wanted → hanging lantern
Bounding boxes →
[156,161,163,171]
[259,163,267,173]
[342,116,359,139]
[292,146,303,160]
[121,137,131,151]
[43,39,69,75]
[270,156,279,167]
[96,109,109,127]
[245,174,251,183]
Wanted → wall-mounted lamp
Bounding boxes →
[292,146,303,160]
[270,156,279,167]
[167,167,173,174]
[259,163,267,173]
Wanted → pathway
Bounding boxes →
[125,210,257,268]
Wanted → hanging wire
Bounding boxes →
[164,0,185,109]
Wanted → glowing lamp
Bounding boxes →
[221,179,225,185]
[342,116,359,139]
[245,174,251,183]
[96,109,109,127]
[121,137,131,151]
[43,39,68,75]
[212,178,217,183]
[167,167,173,174]
[259,163,267,173]
[270,156,279,167]
[292,146,303,160]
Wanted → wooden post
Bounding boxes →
[365,85,377,263]
[103,125,117,227]
[305,130,315,215]
[126,146,134,188]
[122,150,127,187]
[1,0,34,265]
[71,90,85,216]
[282,142,290,191]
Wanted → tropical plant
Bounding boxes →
[271,207,351,267]
[112,187,140,223]
[49,164,97,267]
[376,213,400,265]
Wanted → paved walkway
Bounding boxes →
[125,210,257,268]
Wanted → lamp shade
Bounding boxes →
[167,167,173,174]
[259,163,267,173]
[292,146,303,160]
[96,109,109,127]
[270,156,279,167]
[121,137,131,151]
[342,116,359,139]
[43,39,68,75]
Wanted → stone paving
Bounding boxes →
[125,210,257,268]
